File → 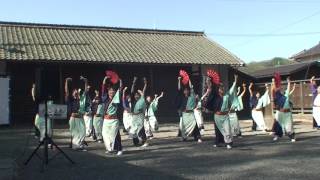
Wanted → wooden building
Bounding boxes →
[0,21,244,125]
[290,42,320,62]
[251,61,320,115]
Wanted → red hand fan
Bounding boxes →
[105,70,119,84]
[207,69,220,85]
[179,70,190,85]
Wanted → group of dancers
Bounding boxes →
[63,71,165,155]
[32,69,320,155]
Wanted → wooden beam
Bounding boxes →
[300,82,304,114]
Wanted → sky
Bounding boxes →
[1,0,320,62]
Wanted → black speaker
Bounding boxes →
[35,67,51,101]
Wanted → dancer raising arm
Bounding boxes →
[82,78,93,139]
[178,74,202,143]
[193,92,207,133]
[122,86,133,133]
[249,82,270,133]
[101,72,123,155]
[92,90,104,143]
[273,77,296,142]
[205,73,238,149]
[31,83,40,139]
[65,77,88,151]
[144,92,164,139]
[229,83,247,137]
[310,76,320,130]
[32,83,54,144]
[129,77,149,147]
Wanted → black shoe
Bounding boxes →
[177,131,182,137]
[82,141,88,146]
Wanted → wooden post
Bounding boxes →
[300,82,304,114]
[149,66,154,94]
[59,65,64,104]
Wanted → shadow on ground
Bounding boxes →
[0,121,320,180]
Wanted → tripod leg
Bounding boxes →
[51,140,75,164]
[69,135,73,149]
[24,141,44,165]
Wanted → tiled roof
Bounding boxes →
[0,21,243,65]
[290,42,320,60]
[251,61,317,78]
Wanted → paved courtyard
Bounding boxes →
[1,118,320,180]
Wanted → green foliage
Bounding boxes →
[241,57,293,73]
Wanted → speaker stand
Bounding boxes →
[24,99,75,171]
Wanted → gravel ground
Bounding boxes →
[1,119,320,180]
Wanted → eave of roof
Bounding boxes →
[251,61,317,78]
[0,21,243,65]
[290,42,320,59]
[0,21,205,36]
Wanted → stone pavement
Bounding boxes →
[0,117,320,180]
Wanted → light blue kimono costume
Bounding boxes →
[214,82,237,144]
[229,87,244,136]
[144,98,160,137]
[102,90,121,151]
[129,95,147,138]
[251,90,270,131]
[277,89,294,136]
[68,92,87,148]
[180,88,198,138]
[92,97,105,141]
[83,92,93,136]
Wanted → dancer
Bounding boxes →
[144,92,164,139]
[31,83,40,138]
[83,85,93,138]
[32,82,54,143]
[175,75,184,137]
[122,87,133,133]
[92,90,104,143]
[194,94,205,132]
[310,76,320,130]
[177,70,202,143]
[270,76,283,137]
[249,82,270,133]
[65,77,88,151]
[229,83,247,137]
[270,75,296,136]
[35,99,53,143]
[101,71,123,155]
[205,72,238,149]
[129,77,149,147]
[272,77,296,142]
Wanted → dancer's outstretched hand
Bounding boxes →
[80,76,87,80]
